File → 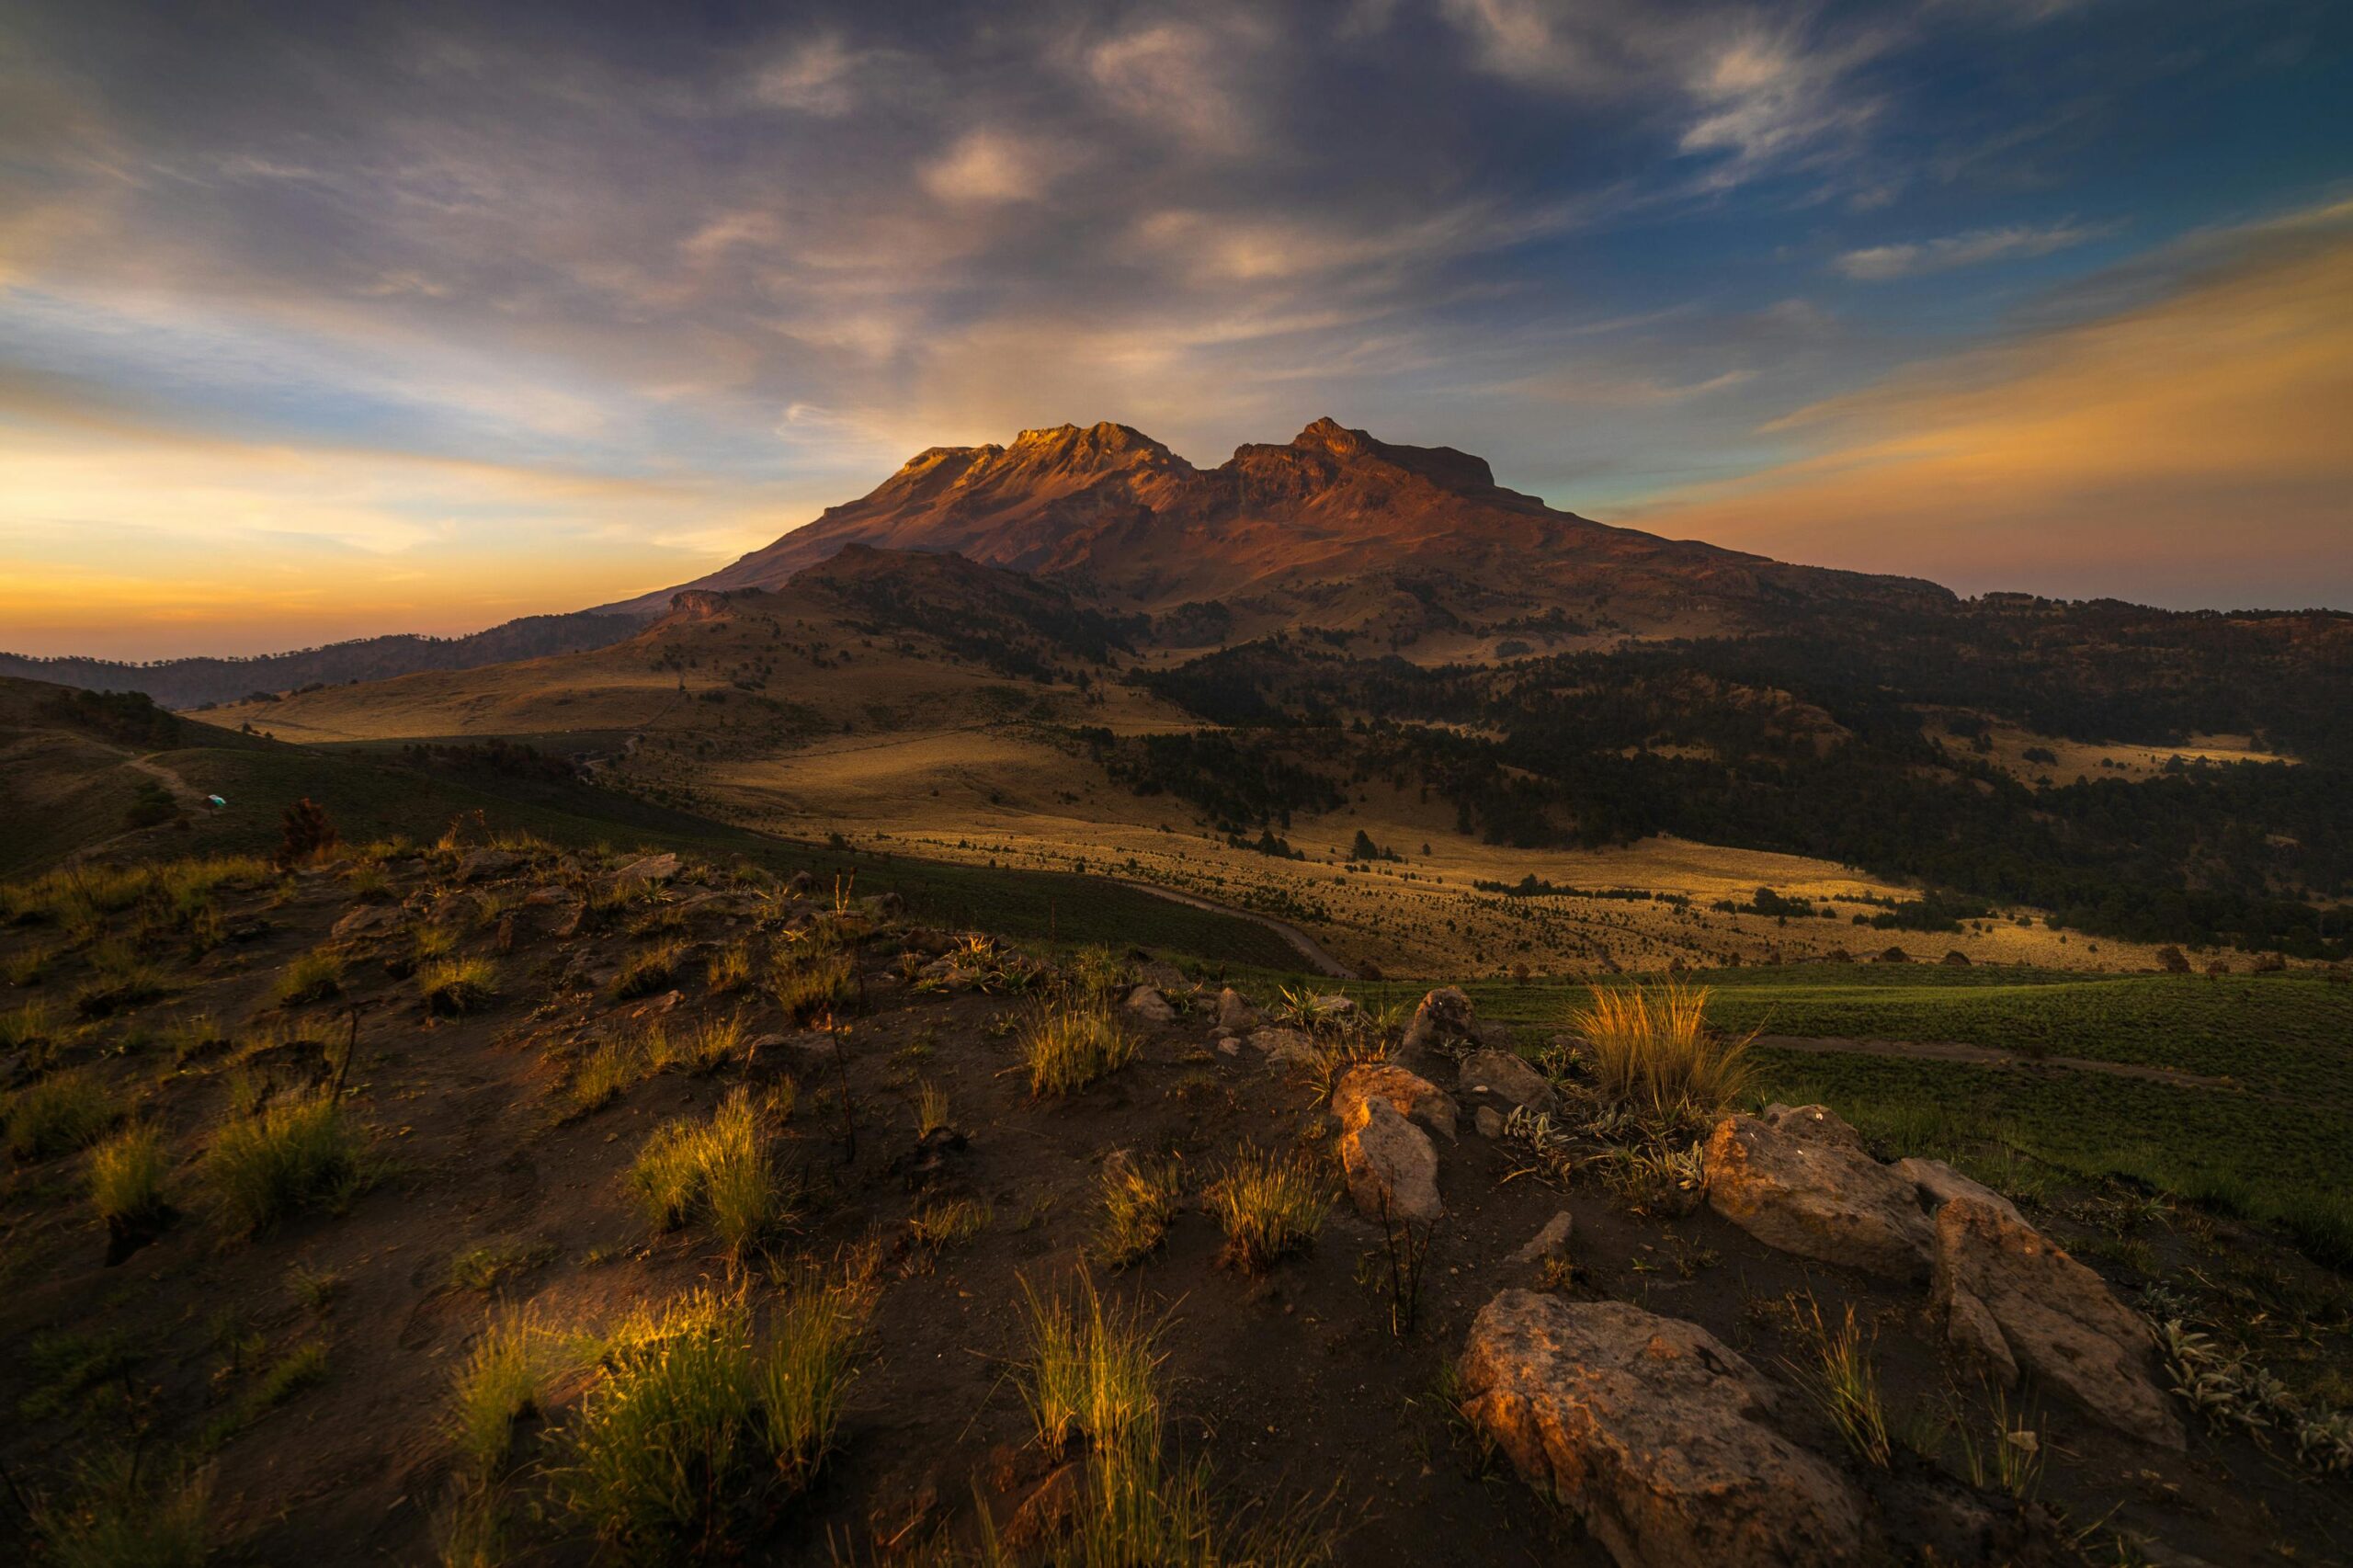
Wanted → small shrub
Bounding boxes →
[1020,1003,1138,1096]
[277,797,338,868]
[31,1450,210,1568]
[90,1124,169,1232]
[1569,980,1753,1119]
[274,949,344,1006]
[421,958,497,1016]
[204,1094,364,1231]
[630,1091,785,1259]
[6,1070,119,1160]
[1205,1147,1328,1273]
[1093,1153,1187,1269]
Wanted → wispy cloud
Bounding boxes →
[1834,219,2111,279]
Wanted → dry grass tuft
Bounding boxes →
[420,958,498,1017]
[1569,980,1754,1119]
[1019,1003,1138,1096]
[1092,1153,1187,1269]
[629,1090,786,1259]
[1205,1147,1328,1274]
[89,1124,169,1232]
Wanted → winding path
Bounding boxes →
[1108,876,1356,978]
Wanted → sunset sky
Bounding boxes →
[2,0,2347,658]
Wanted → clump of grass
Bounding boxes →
[913,1079,949,1138]
[907,1198,992,1253]
[203,1093,364,1232]
[1021,1272,1162,1460]
[421,958,497,1016]
[6,1070,120,1160]
[31,1449,210,1568]
[90,1124,169,1232]
[1953,1384,2044,1501]
[664,1012,745,1075]
[629,1091,786,1259]
[568,1036,644,1113]
[199,1339,330,1449]
[413,924,458,962]
[705,941,754,994]
[164,1012,227,1063]
[452,1307,566,1473]
[1569,980,1754,1119]
[556,1276,871,1558]
[613,940,684,1000]
[2,997,59,1051]
[73,941,167,1017]
[1020,1003,1138,1096]
[1093,1153,1187,1269]
[274,948,344,1006]
[771,950,857,1024]
[449,1237,558,1293]
[1204,1147,1327,1274]
[1784,1292,1892,1468]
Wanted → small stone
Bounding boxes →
[1249,1027,1318,1065]
[1215,987,1260,1032]
[1124,984,1176,1024]
[1474,1106,1506,1138]
[1333,1063,1460,1140]
[1458,1047,1556,1113]
[1510,1210,1574,1264]
[1216,1036,1241,1057]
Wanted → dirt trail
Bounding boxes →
[126,752,202,802]
[1109,876,1355,978]
[1753,1033,2251,1093]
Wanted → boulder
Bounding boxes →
[1338,1098,1442,1225]
[1458,1047,1556,1113]
[1894,1156,2021,1225]
[1333,1063,1459,1140]
[1399,985,1478,1058]
[1215,987,1259,1033]
[1124,984,1176,1024]
[1704,1112,1933,1281]
[614,852,679,885]
[1460,1292,1869,1567]
[457,847,522,882]
[1312,992,1357,1017]
[1248,1027,1319,1066]
[1760,1103,1867,1152]
[1509,1210,1574,1265]
[1931,1195,2184,1449]
[330,904,398,940]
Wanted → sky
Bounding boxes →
[1,0,2347,659]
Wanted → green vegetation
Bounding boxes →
[1093,1153,1187,1269]
[89,1124,169,1231]
[204,1094,365,1231]
[420,957,498,1016]
[274,948,344,1006]
[6,1070,120,1160]
[450,1308,564,1472]
[1019,1002,1137,1096]
[30,1450,211,1568]
[1570,980,1754,1119]
[629,1091,786,1258]
[1204,1147,1327,1274]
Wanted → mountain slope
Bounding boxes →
[605,417,1951,631]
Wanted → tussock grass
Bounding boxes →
[1020,1003,1138,1096]
[1093,1153,1188,1269]
[1784,1292,1891,1468]
[630,1090,785,1258]
[556,1276,871,1558]
[1021,1272,1162,1461]
[30,1450,210,1568]
[1205,1148,1327,1274]
[6,1070,120,1160]
[907,1198,992,1253]
[1570,980,1754,1119]
[612,940,684,1000]
[568,1037,642,1113]
[420,958,497,1016]
[914,1079,949,1138]
[449,1238,557,1293]
[667,1012,745,1074]
[1,998,59,1051]
[3,941,53,986]
[204,1093,364,1231]
[274,948,344,1006]
[90,1124,168,1231]
[705,941,754,994]
[73,941,166,1017]
[771,950,857,1024]
[413,924,458,962]
[451,1307,566,1473]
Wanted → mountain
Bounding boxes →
[0,609,643,711]
[603,417,1950,637]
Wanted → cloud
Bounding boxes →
[750,34,863,115]
[1834,220,2109,279]
[918,130,1067,205]
[1629,204,2353,609]
[1084,19,1255,153]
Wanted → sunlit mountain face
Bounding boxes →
[2,0,2348,658]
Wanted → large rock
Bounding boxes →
[1458,1047,1556,1114]
[1399,985,1478,1059]
[1704,1110,1933,1281]
[1124,984,1176,1024]
[1248,1026,1319,1066]
[457,847,522,882]
[1338,1098,1443,1225]
[1333,1063,1459,1140]
[1459,1292,1869,1568]
[1895,1156,2021,1225]
[1215,987,1259,1033]
[1931,1195,2184,1449]
[613,851,679,885]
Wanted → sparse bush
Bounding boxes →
[556,1278,870,1558]
[630,1090,785,1258]
[277,797,339,869]
[1569,980,1753,1119]
[6,1070,119,1160]
[1020,1003,1138,1096]
[1093,1153,1187,1269]
[275,949,343,1006]
[31,1450,210,1568]
[1205,1147,1327,1273]
[421,958,497,1016]
[204,1093,364,1231]
[90,1124,168,1232]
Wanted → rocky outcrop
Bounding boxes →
[1458,1047,1556,1114]
[613,851,679,885]
[1704,1108,1933,1281]
[1338,1098,1443,1225]
[1459,1291,1868,1567]
[1931,1195,2184,1449]
[1332,1063,1459,1140]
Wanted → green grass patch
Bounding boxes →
[203,1094,365,1232]
[6,1070,120,1160]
